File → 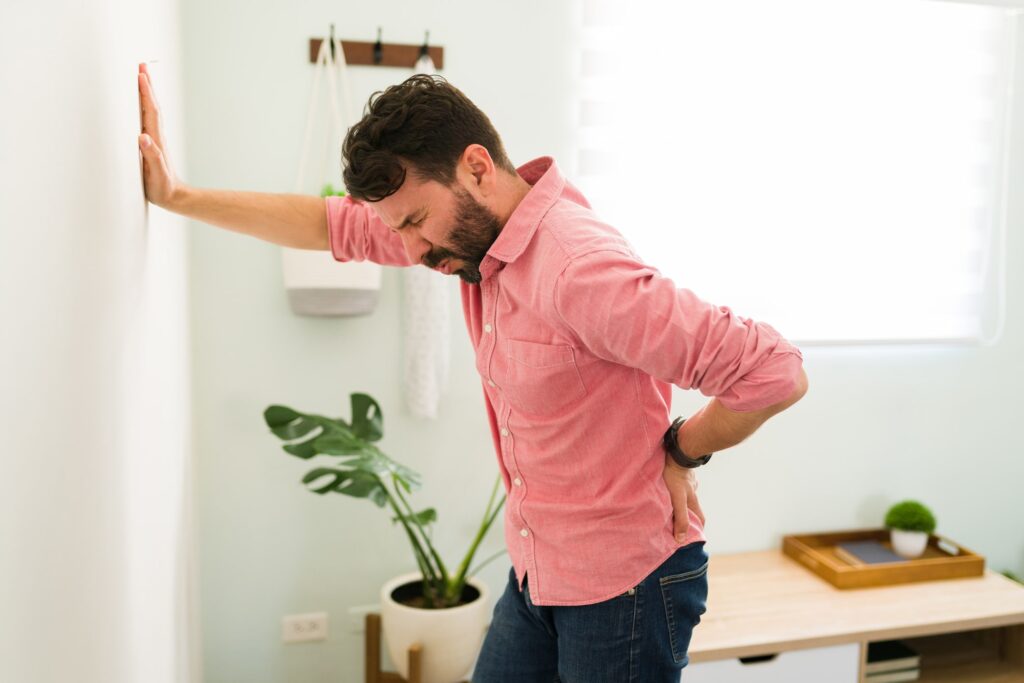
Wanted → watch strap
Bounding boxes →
[662,416,714,468]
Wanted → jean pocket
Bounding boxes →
[658,559,709,665]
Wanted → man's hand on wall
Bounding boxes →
[138,62,182,209]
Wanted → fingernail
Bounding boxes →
[141,136,150,147]
[676,533,686,542]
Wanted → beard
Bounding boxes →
[420,187,503,284]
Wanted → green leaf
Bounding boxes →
[302,468,385,499]
[264,405,301,428]
[369,487,389,508]
[312,432,363,455]
[333,470,386,499]
[350,393,383,442]
[283,441,318,459]
[302,467,343,494]
[391,507,437,526]
[271,418,320,440]
[262,396,421,499]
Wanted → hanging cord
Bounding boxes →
[320,34,347,187]
[294,36,329,192]
[294,28,356,194]
[321,32,357,189]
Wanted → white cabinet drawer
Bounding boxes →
[683,643,860,682]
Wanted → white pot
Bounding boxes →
[890,528,929,558]
[380,572,491,683]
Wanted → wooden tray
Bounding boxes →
[782,528,985,589]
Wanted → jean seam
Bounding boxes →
[628,584,642,683]
[658,560,709,587]
[660,583,681,663]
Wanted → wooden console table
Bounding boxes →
[687,549,1024,682]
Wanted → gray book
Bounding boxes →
[866,639,921,675]
[835,540,908,566]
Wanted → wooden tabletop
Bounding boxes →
[688,549,1024,662]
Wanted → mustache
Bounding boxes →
[422,245,466,268]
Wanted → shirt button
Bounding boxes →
[501,428,509,437]
[484,323,493,333]
[513,477,522,487]
[487,379,495,387]
[520,528,529,537]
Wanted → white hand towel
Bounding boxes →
[403,53,451,419]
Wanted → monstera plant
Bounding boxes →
[263,392,506,609]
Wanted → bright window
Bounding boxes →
[572,0,1017,345]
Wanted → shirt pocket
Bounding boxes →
[503,339,587,416]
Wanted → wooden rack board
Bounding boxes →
[309,39,444,69]
[364,612,468,683]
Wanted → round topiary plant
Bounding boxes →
[884,500,937,534]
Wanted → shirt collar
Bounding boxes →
[479,156,565,281]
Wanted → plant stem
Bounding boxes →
[450,477,506,595]
[384,482,437,590]
[391,473,450,593]
[467,548,510,578]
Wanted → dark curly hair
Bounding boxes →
[341,74,516,201]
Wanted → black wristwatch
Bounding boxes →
[662,417,714,468]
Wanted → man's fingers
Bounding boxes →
[138,134,164,175]
[688,492,706,528]
[137,68,165,151]
[664,455,704,542]
[667,485,689,541]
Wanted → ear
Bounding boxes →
[458,144,497,197]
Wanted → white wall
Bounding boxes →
[0,2,198,683]
[179,2,1024,683]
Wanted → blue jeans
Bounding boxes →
[471,541,709,683]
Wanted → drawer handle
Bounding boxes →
[738,653,779,665]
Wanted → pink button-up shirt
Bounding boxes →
[326,156,804,606]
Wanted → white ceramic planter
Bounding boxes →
[890,529,929,558]
[380,572,491,683]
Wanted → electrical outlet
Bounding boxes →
[282,612,328,643]
[347,603,381,634]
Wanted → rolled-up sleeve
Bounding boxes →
[325,195,414,267]
[553,248,804,413]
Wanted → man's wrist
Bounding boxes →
[166,183,193,213]
[664,417,713,468]
[675,406,714,459]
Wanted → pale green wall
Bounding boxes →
[181,2,578,682]
[180,2,1024,682]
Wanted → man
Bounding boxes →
[138,66,807,682]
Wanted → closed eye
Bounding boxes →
[393,211,427,232]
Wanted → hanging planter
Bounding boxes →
[282,29,382,317]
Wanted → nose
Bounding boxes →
[399,230,433,265]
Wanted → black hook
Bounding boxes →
[419,30,430,60]
[373,27,383,64]
[329,23,335,61]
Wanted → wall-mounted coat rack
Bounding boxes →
[309,26,444,69]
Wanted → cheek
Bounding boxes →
[422,224,450,247]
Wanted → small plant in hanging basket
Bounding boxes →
[320,183,346,197]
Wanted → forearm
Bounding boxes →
[167,185,329,250]
[677,367,808,456]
